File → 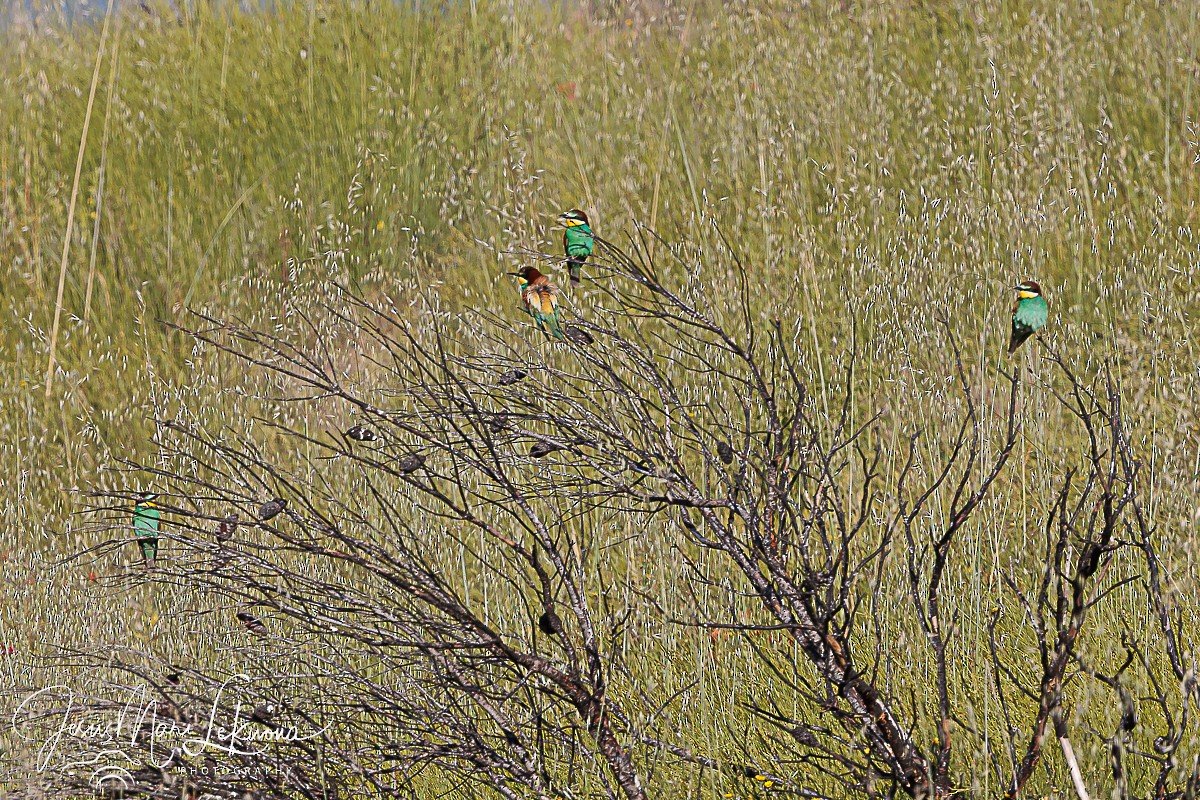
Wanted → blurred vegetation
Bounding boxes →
[2,0,1200,796]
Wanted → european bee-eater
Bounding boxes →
[510,267,565,339]
[1008,280,1048,355]
[258,498,286,521]
[498,369,527,386]
[133,492,160,569]
[559,209,595,286]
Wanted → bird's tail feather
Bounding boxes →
[1008,328,1032,355]
[538,312,565,339]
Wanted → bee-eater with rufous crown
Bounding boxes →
[510,266,565,339]
[1008,280,1048,355]
[558,209,594,286]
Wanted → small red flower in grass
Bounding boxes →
[87,570,98,583]
[555,81,577,101]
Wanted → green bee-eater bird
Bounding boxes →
[510,267,565,339]
[1008,280,1048,355]
[133,492,161,569]
[559,209,594,286]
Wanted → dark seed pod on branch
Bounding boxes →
[346,425,379,442]
[397,453,426,473]
[564,325,594,345]
[529,441,560,458]
[249,704,276,728]
[236,611,268,637]
[1120,701,1137,732]
[538,609,563,637]
[258,499,286,521]
[216,513,238,542]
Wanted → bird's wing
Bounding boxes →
[565,227,594,256]
[1014,298,1048,330]
[521,286,539,315]
[535,284,557,316]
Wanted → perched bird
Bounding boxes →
[1008,280,1048,355]
[258,498,286,521]
[133,492,161,570]
[538,608,563,637]
[236,610,268,637]
[488,412,509,434]
[510,267,564,340]
[216,513,238,543]
[497,369,527,386]
[345,425,378,442]
[563,324,595,346]
[396,453,426,474]
[559,209,595,286]
[716,440,734,465]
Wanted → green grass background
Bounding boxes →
[3,0,1200,796]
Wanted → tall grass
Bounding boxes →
[3,0,1200,795]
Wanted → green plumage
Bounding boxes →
[528,295,564,339]
[1009,295,1048,354]
[563,224,594,258]
[563,223,594,285]
[516,269,565,339]
[133,500,160,565]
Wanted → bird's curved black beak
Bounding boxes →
[506,271,522,277]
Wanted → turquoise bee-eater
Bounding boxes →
[1008,280,1048,355]
[133,492,161,569]
[510,267,565,339]
[558,209,595,286]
